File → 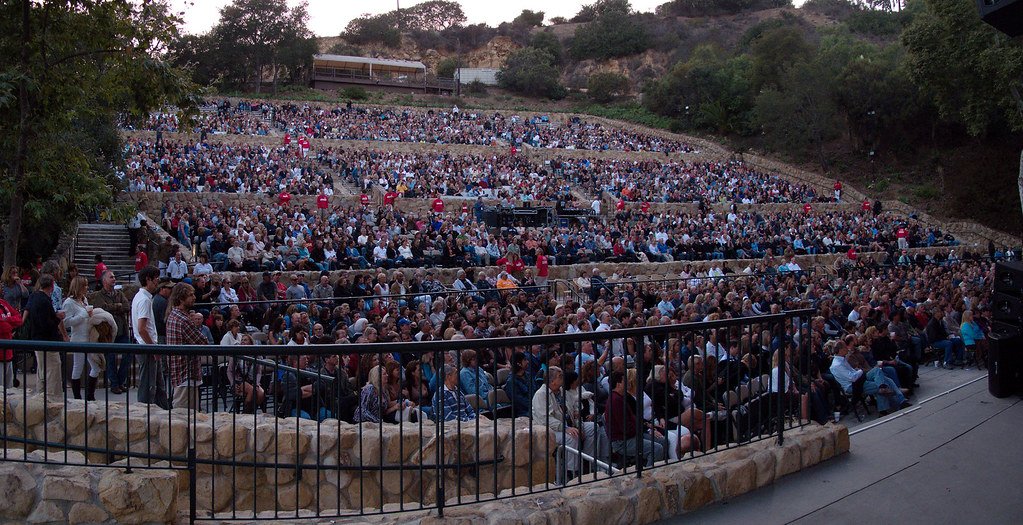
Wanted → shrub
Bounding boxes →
[587,72,631,103]
[340,87,368,100]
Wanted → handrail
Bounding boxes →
[2,308,814,358]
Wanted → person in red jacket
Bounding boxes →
[861,198,871,213]
[359,191,370,207]
[383,189,398,206]
[0,298,24,388]
[134,244,149,272]
[278,189,292,207]
[535,248,550,287]
[316,191,329,220]
[803,203,812,214]
[432,195,445,214]
[283,133,291,146]
[615,198,626,213]
[896,226,909,250]
[833,180,842,201]
[640,201,651,214]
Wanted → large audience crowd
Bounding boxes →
[121,136,825,204]
[0,99,999,483]
[146,199,955,276]
[129,100,694,153]
[2,250,996,473]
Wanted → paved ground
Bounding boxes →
[664,364,1023,524]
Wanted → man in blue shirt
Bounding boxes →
[434,365,476,422]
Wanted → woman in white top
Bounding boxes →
[63,276,103,400]
[219,280,239,306]
[220,319,243,346]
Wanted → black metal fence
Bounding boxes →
[0,309,813,522]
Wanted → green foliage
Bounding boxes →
[173,0,315,91]
[436,57,460,79]
[326,41,361,56]
[569,12,651,60]
[656,0,792,17]
[901,0,1023,136]
[343,12,402,47]
[572,0,632,23]
[512,10,545,28]
[497,47,567,100]
[575,102,675,130]
[401,0,466,31]
[845,9,911,36]
[529,32,564,66]
[801,0,860,19]
[753,59,841,171]
[0,0,198,265]
[643,47,756,135]
[587,72,631,103]
[340,86,368,101]
[465,80,489,96]
[748,26,815,90]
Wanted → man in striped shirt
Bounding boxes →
[165,283,206,411]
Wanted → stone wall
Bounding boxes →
[0,396,847,525]
[0,392,556,523]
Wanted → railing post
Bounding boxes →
[635,335,644,478]
[435,350,445,518]
[777,318,787,447]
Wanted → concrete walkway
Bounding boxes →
[663,365,1023,524]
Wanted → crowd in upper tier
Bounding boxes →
[128,99,694,153]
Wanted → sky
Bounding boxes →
[170,0,806,38]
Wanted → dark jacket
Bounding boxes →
[26,291,61,341]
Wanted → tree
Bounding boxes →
[529,31,564,66]
[512,10,545,28]
[0,0,198,267]
[344,12,402,47]
[211,0,314,93]
[572,0,632,23]
[587,72,630,103]
[748,26,815,90]
[901,0,1023,137]
[754,60,841,172]
[436,57,460,79]
[497,47,567,99]
[569,12,651,60]
[402,1,466,31]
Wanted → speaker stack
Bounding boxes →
[990,261,1023,397]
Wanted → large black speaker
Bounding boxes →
[994,261,1023,296]
[992,292,1023,325]
[978,0,1023,37]
[988,321,1022,397]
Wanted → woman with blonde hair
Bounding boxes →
[63,276,106,400]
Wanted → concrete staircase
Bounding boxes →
[73,223,135,285]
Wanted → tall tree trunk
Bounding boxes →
[4,0,31,268]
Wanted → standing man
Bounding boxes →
[534,247,550,288]
[133,267,168,408]
[89,270,131,395]
[167,251,188,282]
[165,283,206,411]
[127,211,144,257]
[26,274,64,397]
[316,189,330,221]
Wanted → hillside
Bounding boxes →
[259,1,1023,237]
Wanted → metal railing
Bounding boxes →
[1,309,813,522]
